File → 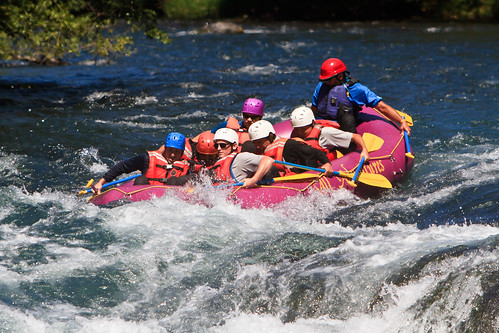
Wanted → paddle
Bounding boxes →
[362,132,384,152]
[402,116,414,159]
[351,157,365,185]
[78,174,141,195]
[216,173,322,188]
[274,160,392,189]
[396,110,413,126]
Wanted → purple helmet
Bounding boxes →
[242,98,264,117]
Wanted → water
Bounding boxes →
[0,21,498,332]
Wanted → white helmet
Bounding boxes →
[248,120,276,141]
[290,106,315,128]
[214,128,239,144]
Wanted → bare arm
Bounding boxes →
[351,133,370,162]
[242,156,275,188]
[375,101,411,135]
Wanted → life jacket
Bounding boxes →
[209,152,238,182]
[144,150,191,185]
[182,139,193,160]
[291,121,339,161]
[316,79,361,120]
[264,138,288,172]
[168,160,193,178]
[226,117,250,150]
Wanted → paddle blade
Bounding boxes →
[362,133,384,152]
[396,110,413,126]
[356,172,392,188]
[337,171,392,189]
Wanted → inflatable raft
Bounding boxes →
[88,107,414,209]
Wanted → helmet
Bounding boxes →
[248,120,275,141]
[197,131,217,155]
[214,128,239,144]
[319,58,347,81]
[242,98,264,117]
[290,106,315,128]
[165,132,185,151]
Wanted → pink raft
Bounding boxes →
[89,107,414,209]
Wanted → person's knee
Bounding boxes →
[338,112,357,133]
[262,166,281,180]
[133,175,151,185]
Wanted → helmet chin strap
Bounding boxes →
[342,71,350,83]
[268,133,276,143]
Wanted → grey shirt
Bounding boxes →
[230,152,264,182]
[318,127,352,149]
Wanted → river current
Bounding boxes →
[0,21,498,332]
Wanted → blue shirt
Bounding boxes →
[210,120,244,133]
[311,82,382,108]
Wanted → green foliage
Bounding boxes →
[416,0,499,20]
[162,0,222,19]
[0,0,170,65]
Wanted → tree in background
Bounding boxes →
[0,0,170,65]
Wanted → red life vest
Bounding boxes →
[182,139,193,160]
[264,138,289,173]
[168,160,192,178]
[226,117,250,150]
[291,121,339,161]
[209,152,238,182]
[144,150,191,185]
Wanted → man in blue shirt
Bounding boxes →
[311,58,411,135]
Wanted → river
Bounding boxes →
[0,21,498,332]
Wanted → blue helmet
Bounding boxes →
[165,132,186,151]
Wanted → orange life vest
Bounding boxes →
[263,138,289,173]
[182,139,193,160]
[144,150,191,185]
[209,152,238,182]
[226,117,250,150]
[168,160,192,178]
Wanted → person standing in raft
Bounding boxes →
[248,120,334,177]
[290,106,370,162]
[209,128,280,188]
[311,58,411,135]
[193,98,265,149]
[91,132,191,195]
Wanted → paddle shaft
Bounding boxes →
[273,160,348,177]
[273,160,392,188]
[352,157,365,183]
[82,174,141,194]
[402,116,414,158]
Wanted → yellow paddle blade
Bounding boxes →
[405,152,415,159]
[362,133,384,152]
[78,179,94,196]
[337,171,392,189]
[273,173,321,182]
[396,110,413,126]
[356,172,392,188]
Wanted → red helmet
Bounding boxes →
[197,131,217,155]
[319,58,347,81]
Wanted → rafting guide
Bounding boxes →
[312,58,411,135]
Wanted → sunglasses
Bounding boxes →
[214,142,230,149]
[242,113,261,120]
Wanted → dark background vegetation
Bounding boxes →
[167,0,499,21]
[1,0,498,64]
